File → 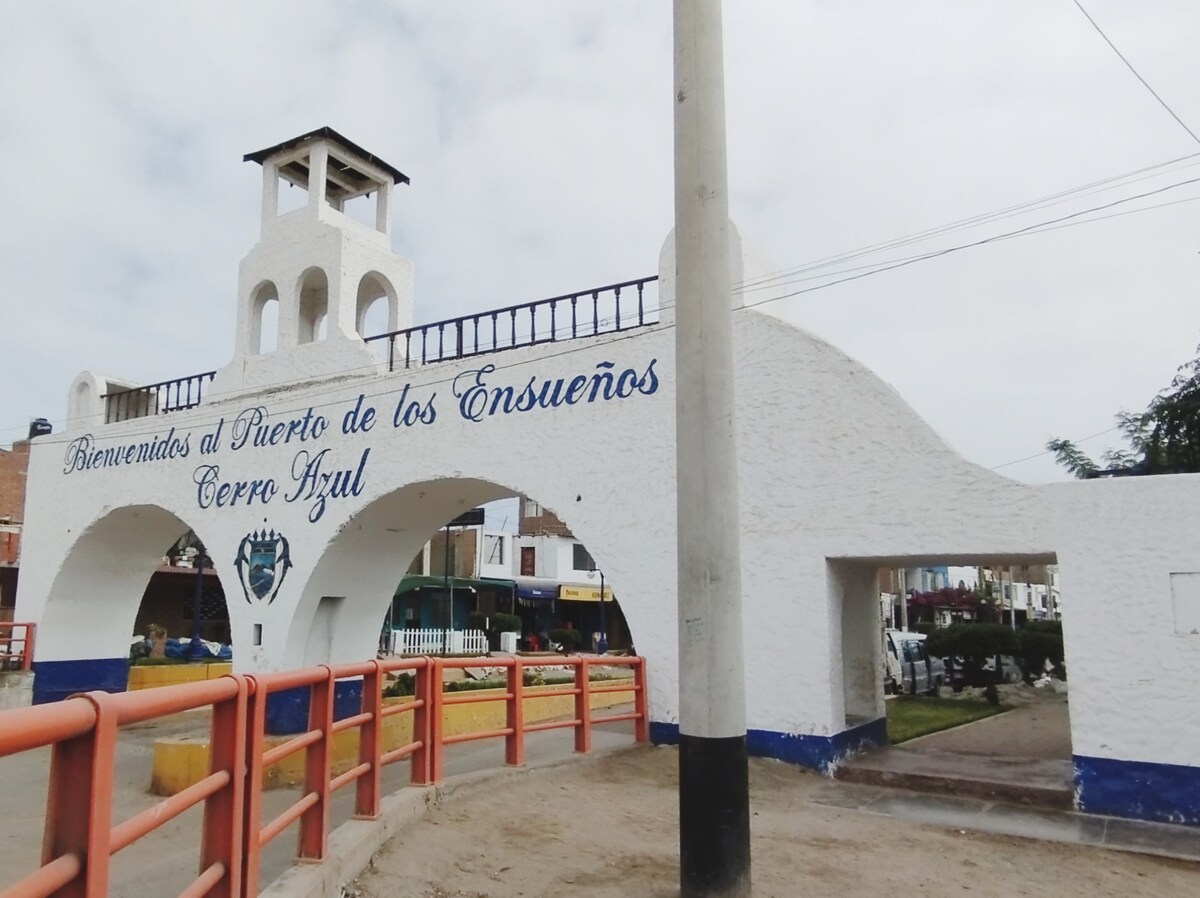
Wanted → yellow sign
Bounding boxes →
[558,584,613,602]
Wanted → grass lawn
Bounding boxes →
[886,696,1009,744]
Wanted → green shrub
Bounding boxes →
[493,613,522,633]
[383,673,415,697]
[925,623,1019,659]
[445,677,506,692]
[1023,619,1063,636]
[926,623,1019,687]
[549,628,582,650]
[913,621,937,637]
[1019,628,1065,679]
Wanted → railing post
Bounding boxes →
[429,657,445,783]
[633,658,649,743]
[410,659,432,786]
[241,675,267,898]
[574,656,592,754]
[505,658,525,767]
[356,662,383,820]
[22,622,35,671]
[41,692,115,898]
[201,675,247,898]
[298,668,333,862]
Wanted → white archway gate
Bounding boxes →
[19,130,1200,827]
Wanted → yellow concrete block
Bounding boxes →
[129,662,234,691]
[151,735,212,796]
[149,676,635,795]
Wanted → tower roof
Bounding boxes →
[244,127,410,200]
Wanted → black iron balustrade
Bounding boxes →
[97,276,658,424]
[103,371,216,424]
[364,275,659,372]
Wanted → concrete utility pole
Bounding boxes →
[673,1,751,895]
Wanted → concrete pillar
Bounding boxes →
[673,0,750,894]
[261,162,279,227]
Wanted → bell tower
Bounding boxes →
[215,127,415,393]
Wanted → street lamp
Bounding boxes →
[588,563,608,654]
[187,539,208,662]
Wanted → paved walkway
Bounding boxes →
[839,688,1075,807]
[809,778,1200,862]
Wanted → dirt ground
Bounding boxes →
[353,745,1195,898]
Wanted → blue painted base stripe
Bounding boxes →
[1075,754,1200,827]
[265,680,365,735]
[650,717,887,773]
[32,658,129,705]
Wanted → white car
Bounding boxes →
[884,629,946,695]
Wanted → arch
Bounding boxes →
[282,478,643,673]
[33,505,232,703]
[249,280,280,354]
[355,271,397,338]
[296,267,329,345]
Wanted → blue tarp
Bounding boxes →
[150,638,233,661]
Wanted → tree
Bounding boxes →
[1048,344,1200,478]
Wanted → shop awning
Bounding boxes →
[557,584,614,603]
[513,577,561,600]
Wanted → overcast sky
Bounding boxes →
[2,1,1199,486]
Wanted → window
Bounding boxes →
[572,543,595,572]
[484,534,505,565]
[520,546,536,576]
[525,499,542,517]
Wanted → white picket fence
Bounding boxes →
[388,628,488,656]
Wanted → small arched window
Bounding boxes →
[356,272,397,338]
[250,281,280,354]
[298,268,329,344]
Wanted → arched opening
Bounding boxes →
[32,505,232,704]
[832,553,1072,808]
[130,530,232,664]
[273,480,644,768]
[356,272,397,344]
[250,280,279,354]
[285,482,640,671]
[297,267,329,345]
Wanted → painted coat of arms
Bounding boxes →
[234,529,293,604]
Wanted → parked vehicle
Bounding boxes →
[945,653,1022,691]
[884,629,945,696]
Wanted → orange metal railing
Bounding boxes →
[429,655,648,781]
[0,621,36,671]
[0,652,647,898]
[0,677,246,898]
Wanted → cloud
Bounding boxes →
[2,1,1198,487]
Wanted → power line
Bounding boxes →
[733,192,1200,297]
[733,151,1200,294]
[1071,0,1200,146]
[9,171,1200,445]
[990,426,1122,471]
[734,174,1200,310]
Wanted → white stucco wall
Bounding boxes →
[16,143,1200,802]
[26,298,1178,762]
